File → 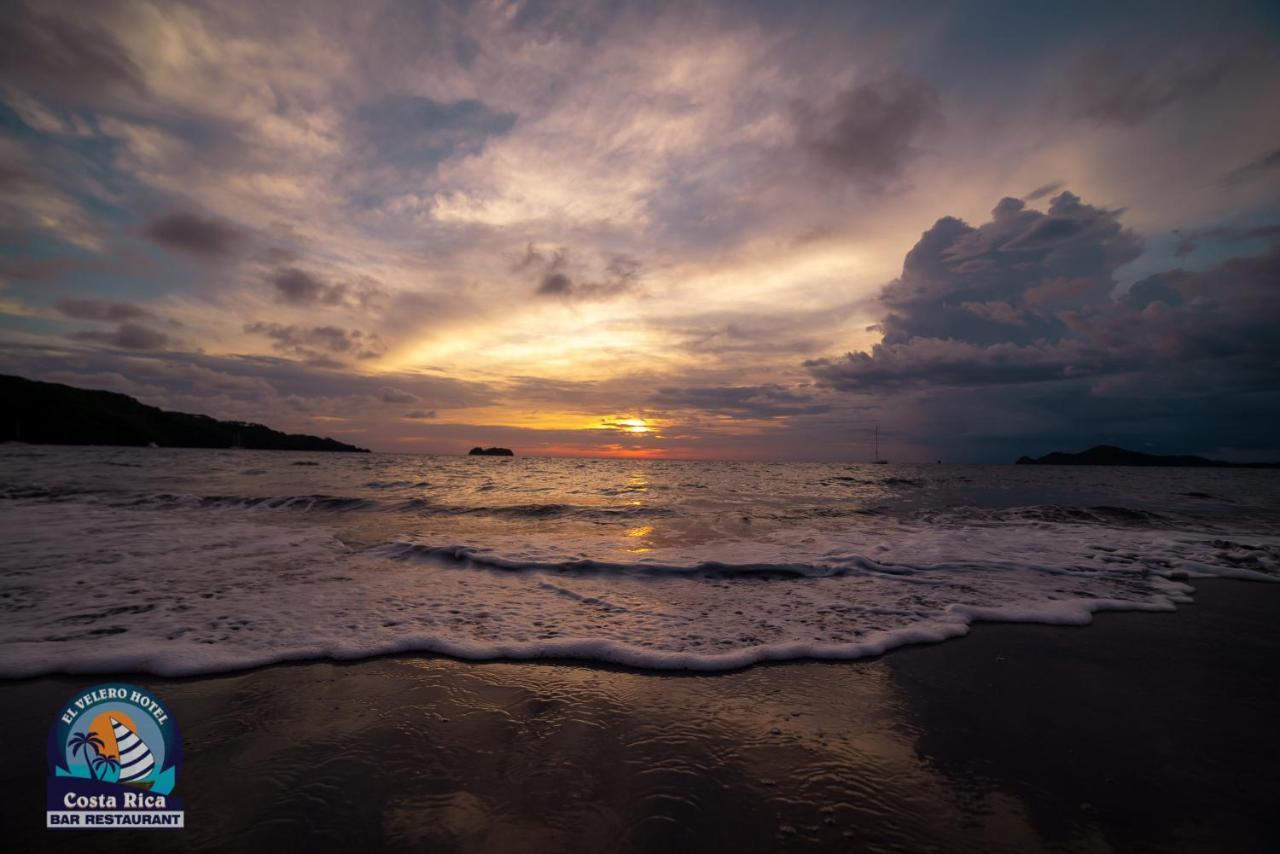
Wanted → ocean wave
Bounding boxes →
[0,595,1189,679]
[919,504,1174,527]
[1,501,1277,679]
[0,484,93,501]
[469,503,673,520]
[371,541,875,577]
[3,450,1279,679]
[369,537,1280,582]
[2,487,669,520]
[134,493,382,512]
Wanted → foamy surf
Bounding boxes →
[1,507,1276,679]
[2,446,1277,678]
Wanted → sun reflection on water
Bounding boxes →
[624,524,654,553]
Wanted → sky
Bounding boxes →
[1,0,1278,461]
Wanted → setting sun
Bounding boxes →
[616,419,650,434]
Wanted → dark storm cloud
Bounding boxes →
[807,338,1119,389]
[871,192,1142,349]
[1112,245,1280,368]
[0,1,143,103]
[807,193,1280,451]
[55,297,150,321]
[404,409,436,420]
[1221,146,1280,186]
[244,322,385,363]
[795,75,942,191]
[144,212,245,260]
[652,385,830,419]
[71,322,171,351]
[1056,48,1228,126]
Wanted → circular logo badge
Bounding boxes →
[46,683,184,829]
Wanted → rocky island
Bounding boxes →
[469,446,514,456]
[2,374,369,452]
[1015,444,1278,468]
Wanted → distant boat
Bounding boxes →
[873,425,888,464]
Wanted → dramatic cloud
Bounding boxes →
[863,192,1142,349]
[1,1,1278,458]
[144,212,244,260]
[807,192,1147,388]
[808,192,1280,453]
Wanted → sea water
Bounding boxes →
[1,445,1277,676]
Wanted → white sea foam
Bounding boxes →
[2,482,1276,677]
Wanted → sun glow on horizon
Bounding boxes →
[616,418,650,433]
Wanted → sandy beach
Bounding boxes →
[3,577,1276,853]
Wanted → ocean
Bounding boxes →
[2,445,1278,678]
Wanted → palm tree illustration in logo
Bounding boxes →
[93,753,121,782]
[67,730,105,780]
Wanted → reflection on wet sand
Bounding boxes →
[2,581,1276,853]
[0,660,1105,852]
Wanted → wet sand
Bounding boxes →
[4,578,1278,853]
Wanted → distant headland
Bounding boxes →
[1,374,369,452]
[469,446,514,456]
[1015,444,1278,468]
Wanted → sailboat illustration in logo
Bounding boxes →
[47,682,184,829]
[110,717,156,786]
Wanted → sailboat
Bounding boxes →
[110,716,156,786]
[873,424,888,464]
